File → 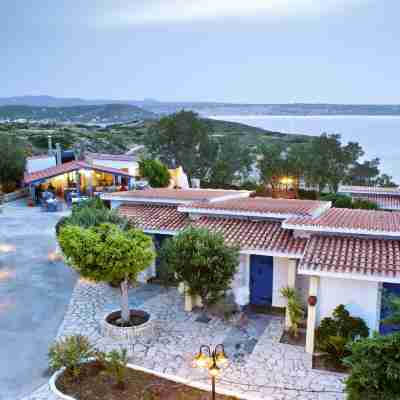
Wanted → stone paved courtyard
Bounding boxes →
[24,280,346,400]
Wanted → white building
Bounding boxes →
[102,188,400,354]
[26,155,57,174]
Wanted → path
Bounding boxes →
[0,201,77,400]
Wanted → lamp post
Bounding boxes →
[193,344,228,400]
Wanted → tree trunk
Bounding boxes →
[120,275,130,322]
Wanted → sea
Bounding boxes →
[210,115,400,185]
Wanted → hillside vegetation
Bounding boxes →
[0,104,156,124]
[0,118,311,156]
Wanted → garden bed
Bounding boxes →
[106,310,150,328]
[55,362,240,400]
[280,330,306,347]
[312,354,349,374]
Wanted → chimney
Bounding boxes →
[191,178,200,189]
[55,143,62,166]
[48,135,53,156]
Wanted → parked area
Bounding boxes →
[0,201,77,400]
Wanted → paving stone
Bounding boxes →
[24,281,346,400]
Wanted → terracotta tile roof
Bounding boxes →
[180,197,330,218]
[118,204,188,232]
[118,204,306,257]
[283,208,400,237]
[24,160,135,185]
[339,185,400,196]
[86,152,137,162]
[103,188,250,204]
[352,193,400,211]
[299,234,400,279]
[193,216,307,256]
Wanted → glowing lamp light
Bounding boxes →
[215,350,228,367]
[193,352,211,369]
[208,364,220,378]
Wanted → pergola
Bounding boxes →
[24,160,136,199]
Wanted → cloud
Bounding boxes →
[100,0,367,26]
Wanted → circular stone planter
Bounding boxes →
[101,309,153,340]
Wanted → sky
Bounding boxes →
[1,0,400,103]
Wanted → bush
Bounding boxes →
[56,199,132,236]
[139,159,171,188]
[316,305,369,366]
[48,335,95,380]
[351,198,378,210]
[344,333,400,400]
[162,227,239,309]
[98,349,129,390]
[280,287,304,338]
[298,189,319,200]
[321,193,353,208]
[321,193,379,210]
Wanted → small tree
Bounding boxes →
[344,333,400,400]
[59,223,155,322]
[281,287,304,338]
[0,133,26,192]
[162,227,239,310]
[316,305,369,366]
[138,159,171,188]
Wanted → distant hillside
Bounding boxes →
[0,117,312,156]
[1,96,400,116]
[0,104,156,124]
[202,118,310,146]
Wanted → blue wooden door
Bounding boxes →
[250,255,274,306]
[380,283,400,335]
[153,234,170,277]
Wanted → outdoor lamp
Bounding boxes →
[193,344,228,400]
[214,344,228,367]
[193,345,212,369]
[208,363,220,377]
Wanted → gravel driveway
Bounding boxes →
[0,200,77,400]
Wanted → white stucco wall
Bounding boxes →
[272,257,289,307]
[26,156,56,173]
[90,159,139,176]
[318,277,381,333]
[232,254,250,306]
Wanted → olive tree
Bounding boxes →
[161,227,239,309]
[58,223,155,322]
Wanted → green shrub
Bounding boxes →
[316,305,369,365]
[298,189,319,200]
[56,200,132,236]
[344,333,400,400]
[280,286,304,338]
[72,197,106,212]
[48,335,95,380]
[351,198,378,210]
[321,193,353,208]
[98,349,129,390]
[162,227,239,309]
[139,159,171,188]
